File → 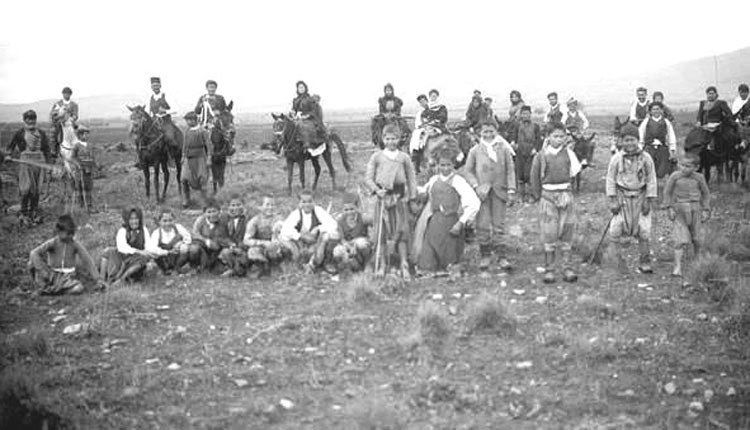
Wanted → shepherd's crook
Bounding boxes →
[589,213,615,265]
[374,199,385,275]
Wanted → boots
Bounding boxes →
[672,247,684,277]
[638,240,653,274]
[181,181,191,208]
[543,248,556,284]
[560,245,578,282]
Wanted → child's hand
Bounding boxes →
[375,189,387,198]
[667,207,676,221]
[641,198,652,216]
[449,221,463,236]
[300,232,316,245]
[609,198,621,215]
[475,184,490,201]
[701,209,711,222]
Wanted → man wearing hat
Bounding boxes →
[8,110,51,223]
[561,97,589,131]
[49,87,79,157]
[605,123,657,274]
[147,77,180,151]
[70,125,97,212]
[181,111,212,207]
[194,80,229,128]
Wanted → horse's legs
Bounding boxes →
[153,164,161,203]
[311,157,322,191]
[174,152,182,200]
[323,148,336,190]
[287,160,294,195]
[161,160,170,201]
[142,165,151,199]
[299,159,306,189]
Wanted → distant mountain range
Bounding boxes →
[1,47,748,123]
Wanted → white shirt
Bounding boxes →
[561,110,589,130]
[279,206,339,242]
[146,224,192,256]
[628,99,650,122]
[420,173,480,225]
[732,95,749,115]
[544,103,568,123]
[638,115,677,151]
[147,92,165,116]
[115,226,150,255]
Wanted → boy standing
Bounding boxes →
[663,153,711,277]
[464,120,516,270]
[606,124,658,274]
[529,123,582,283]
[279,190,339,273]
[639,101,677,191]
[628,87,650,125]
[8,110,51,223]
[181,112,213,208]
[71,125,97,212]
[218,194,250,277]
[28,214,103,295]
[511,106,543,203]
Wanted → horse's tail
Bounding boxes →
[330,132,352,172]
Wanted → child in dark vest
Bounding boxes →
[414,144,480,274]
[511,106,543,203]
[530,123,582,283]
[29,214,104,295]
[244,195,285,278]
[544,92,566,126]
[628,87,650,125]
[218,194,250,277]
[652,92,675,122]
[181,112,212,208]
[279,190,339,273]
[147,208,200,275]
[663,153,711,278]
[194,80,229,127]
[365,124,418,279]
[71,125,97,212]
[8,109,51,223]
[464,120,516,271]
[606,124,658,274]
[100,207,153,287]
[332,193,372,273]
[639,101,677,204]
[192,198,231,272]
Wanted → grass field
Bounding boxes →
[1,113,749,429]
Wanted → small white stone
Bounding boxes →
[515,361,533,369]
[156,305,170,311]
[145,358,160,364]
[512,289,525,296]
[432,293,444,300]
[637,283,649,289]
[451,293,462,299]
[63,323,82,334]
[209,325,216,330]
[303,347,318,353]
[535,266,546,274]
[52,315,67,323]
[727,387,736,396]
[332,404,342,411]
[233,379,249,388]
[500,280,507,288]
[279,398,294,410]
[710,316,719,324]
[688,401,704,412]
[167,362,181,370]
[635,337,648,344]
[697,313,708,321]
[664,382,677,395]
[368,348,375,354]
[175,326,187,334]
[704,389,714,402]
[692,378,705,384]
[535,296,548,304]
[448,305,458,315]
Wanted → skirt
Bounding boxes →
[18,152,46,196]
[182,156,209,189]
[418,211,464,271]
[101,247,149,282]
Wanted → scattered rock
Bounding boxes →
[432,293,444,300]
[535,267,546,274]
[697,313,708,321]
[165,279,175,287]
[145,358,160,364]
[279,398,294,410]
[122,387,139,398]
[688,401,704,413]
[617,389,636,397]
[664,382,677,395]
[233,379,249,388]
[156,305,170,311]
[451,293,462,299]
[167,362,181,370]
[512,289,525,296]
[515,361,533,369]
[52,315,66,323]
[692,378,705,384]
[448,305,458,315]
[535,296,548,304]
[63,323,82,334]
[727,387,736,396]
[500,280,507,288]
[704,389,714,402]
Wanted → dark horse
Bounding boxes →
[208,103,236,194]
[128,105,183,202]
[683,124,741,183]
[270,113,352,194]
[569,131,597,192]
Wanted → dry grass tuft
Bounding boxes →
[689,254,734,306]
[345,274,380,304]
[1,330,49,362]
[465,292,516,336]
[703,230,732,257]
[345,394,405,430]
[576,294,618,319]
[417,301,451,348]
[0,369,66,430]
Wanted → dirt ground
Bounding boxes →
[1,114,749,429]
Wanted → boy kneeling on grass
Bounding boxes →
[529,122,582,283]
[218,194,250,277]
[332,193,373,274]
[663,153,711,278]
[147,208,201,275]
[243,194,286,278]
[279,190,339,273]
[192,198,231,273]
[29,214,105,294]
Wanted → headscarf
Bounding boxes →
[383,83,394,94]
[296,81,308,95]
[121,207,145,250]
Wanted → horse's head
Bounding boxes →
[127,105,151,137]
[684,127,712,153]
[269,113,296,155]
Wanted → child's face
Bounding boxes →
[151,82,161,93]
[510,93,520,103]
[548,95,557,105]
[23,118,37,130]
[128,212,141,229]
[57,230,74,243]
[260,198,275,217]
[480,126,496,141]
[206,84,217,95]
[622,136,639,153]
[186,118,198,127]
[342,203,358,220]
[205,207,220,223]
[227,199,244,217]
[297,83,306,94]
[484,99,492,107]
[741,90,750,100]
[549,129,567,148]
[159,213,175,229]
[385,88,393,97]
[63,92,71,101]
[654,95,664,103]
[438,158,454,176]
[637,90,647,102]
[520,110,531,121]
[567,103,577,112]
[650,106,663,118]
[383,133,399,150]
[418,98,428,109]
[429,92,438,102]
[299,195,314,213]
[680,161,697,176]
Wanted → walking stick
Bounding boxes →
[589,213,615,265]
[374,198,385,275]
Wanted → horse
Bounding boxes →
[207,103,236,194]
[270,113,352,194]
[683,123,741,183]
[127,105,183,203]
[569,131,597,192]
[727,125,750,183]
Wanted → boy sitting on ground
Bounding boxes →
[218,194,250,277]
[243,194,285,277]
[332,193,372,274]
[193,198,231,272]
[279,190,339,273]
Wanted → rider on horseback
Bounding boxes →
[292,81,326,152]
[49,87,79,157]
[194,80,228,129]
[371,83,410,147]
[147,77,180,152]
[696,86,734,150]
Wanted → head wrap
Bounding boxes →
[566,97,578,107]
[205,80,217,87]
[296,81,308,95]
[150,77,161,84]
[121,207,144,229]
[62,87,72,95]
[384,83,394,93]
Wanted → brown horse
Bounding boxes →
[270,113,352,194]
[208,103,236,193]
[127,105,183,203]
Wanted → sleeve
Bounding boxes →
[696,101,704,124]
[665,120,677,150]
[628,101,637,122]
[70,102,79,122]
[116,228,139,255]
[315,207,339,237]
[404,154,418,199]
[73,240,99,279]
[560,110,569,126]
[146,230,169,256]
[7,130,20,153]
[662,173,677,208]
[543,106,551,123]
[192,216,206,241]
[175,224,192,244]
[279,211,301,241]
[364,153,379,193]
[243,217,263,247]
[162,95,171,111]
[529,153,542,200]
[394,98,403,116]
[638,119,648,143]
[504,146,516,192]
[698,175,711,209]
[644,155,658,198]
[605,155,619,197]
[194,96,204,114]
[29,239,55,271]
[568,148,583,178]
[419,175,437,195]
[580,111,589,130]
[463,148,478,188]
[454,176,480,224]
[721,101,733,123]
[436,106,448,124]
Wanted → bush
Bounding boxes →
[689,254,731,287]
[346,274,380,304]
[465,293,516,336]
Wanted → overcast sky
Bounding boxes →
[1,0,749,112]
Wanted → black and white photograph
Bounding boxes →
[1,0,750,428]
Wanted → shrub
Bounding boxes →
[465,293,516,336]
[346,274,380,304]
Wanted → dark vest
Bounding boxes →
[126,228,145,250]
[541,149,572,185]
[295,209,320,233]
[430,178,461,215]
[565,112,584,129]
[226,215,247,244]
[635,103,649,122]
[644,118,668,145]
[339,213,368,241]
[548,105,563,124]
[185,129,207,158]
[156,229,183,251]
